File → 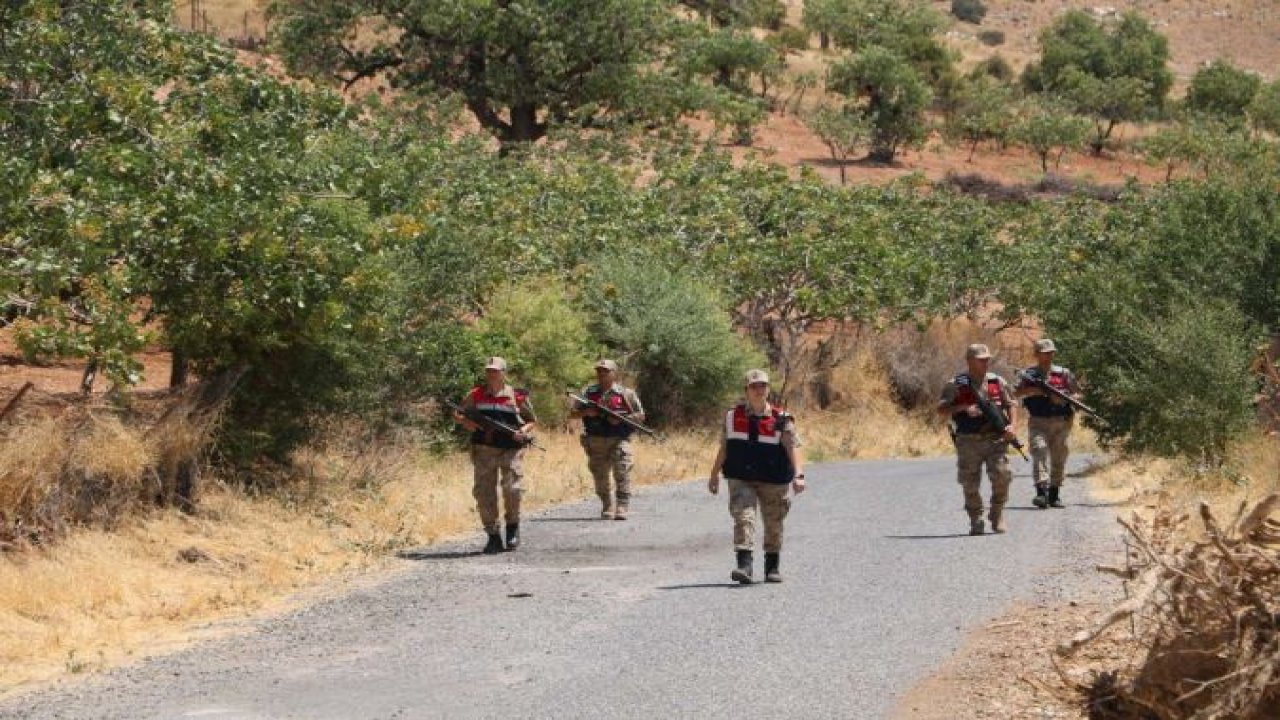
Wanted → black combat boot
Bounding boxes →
[1033,484,1049,509]
[504,523,520,551]
[482,532,504,555]
[1048,486,1064,508]
[764,552,782,583]
[730,550,754,584]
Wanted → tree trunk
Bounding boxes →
[80,359,98,394]
[819,33,829,51]
[170,348,189,388]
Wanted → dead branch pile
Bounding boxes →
[1060,494,1280,719]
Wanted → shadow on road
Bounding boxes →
[396,549,484,561]
[657,582,752,590]
[883,533,973,540]
[528,516,604,523]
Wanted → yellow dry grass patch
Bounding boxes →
[0,426,719,693]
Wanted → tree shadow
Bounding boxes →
[802,155,905,170]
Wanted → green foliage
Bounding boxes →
[1004,179,1280,458]
[474,278,595,427]
[269,0,716,148]
[944,74,1014,160]
[1022,10,1172,152]
[950,0,986,25]
[1010,96,1091,172]
[579,255,763,423]
[1185,60,1261,124]
[1251,80,1280,136]
[828,46,933,162]
[678,27,780,96]
[969,55,1014,82]
[806,106,871,183]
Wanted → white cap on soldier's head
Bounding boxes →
[965,343,992,360]
[1034,338,1057,353]
[484,356,507,371]
[744,368,770,386]
[595,359,618,372]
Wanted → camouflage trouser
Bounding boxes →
[1028,416,1072,488]
[955,434,1012,522]
[471,444,525,533]
[727,478,792,553]
[581,435,634,506]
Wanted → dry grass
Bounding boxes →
[0,422,723,692]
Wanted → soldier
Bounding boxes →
[937,344,1018,535]
[1015,338,1082,509]
[708,369,806,584]
[570,359,646,520]
[454,356,537,554]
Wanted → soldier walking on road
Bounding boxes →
[454,357,538,554]
[1015,338,1082,509]
[708,369,806,584]
[937,344,1018,536]
[570,359,646,520]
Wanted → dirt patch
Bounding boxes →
[896,597,1134,720]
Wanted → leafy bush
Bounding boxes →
[1185,60,1262,123]
[578,254,764,424]
[474,277,595,428]
[951,0,987,24]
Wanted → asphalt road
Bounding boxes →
[2,456,1120,720]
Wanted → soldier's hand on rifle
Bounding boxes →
[454,412,480,432]
[580,406,601,418]
[1000,429,1017,442]
[707,474,720,495]
[964,404,983,418]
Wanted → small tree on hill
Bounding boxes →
[827,45,933,163]
[1022,10,1172,154]
[807,105,871,184]
[1185,60,1262,125]
[1011,97,1091,172]
[945,75,1014,161]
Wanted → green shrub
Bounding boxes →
[475,277,595,428]
[951,0,987,24]
[578,255,764,424]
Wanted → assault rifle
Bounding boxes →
[959,376,1029,461]
[566,391,660,439]
[1015,369,1106,423]
[446,400,544,452]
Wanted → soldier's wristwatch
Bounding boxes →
[795,473,806,479]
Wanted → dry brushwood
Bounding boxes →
[1061,494,1280,720]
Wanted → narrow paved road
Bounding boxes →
[3,457,1120,719]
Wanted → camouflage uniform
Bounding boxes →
[1017,339,1083,508]
[461,382,536,536]
[575,382,645,518]
[721,404,802,553]
[940,368,1016,534]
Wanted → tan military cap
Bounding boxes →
[744,368,770,385]
[484,356,508,371]
[1034,338,1057,353]
[595,359,618,371]
[965,343,993,359]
